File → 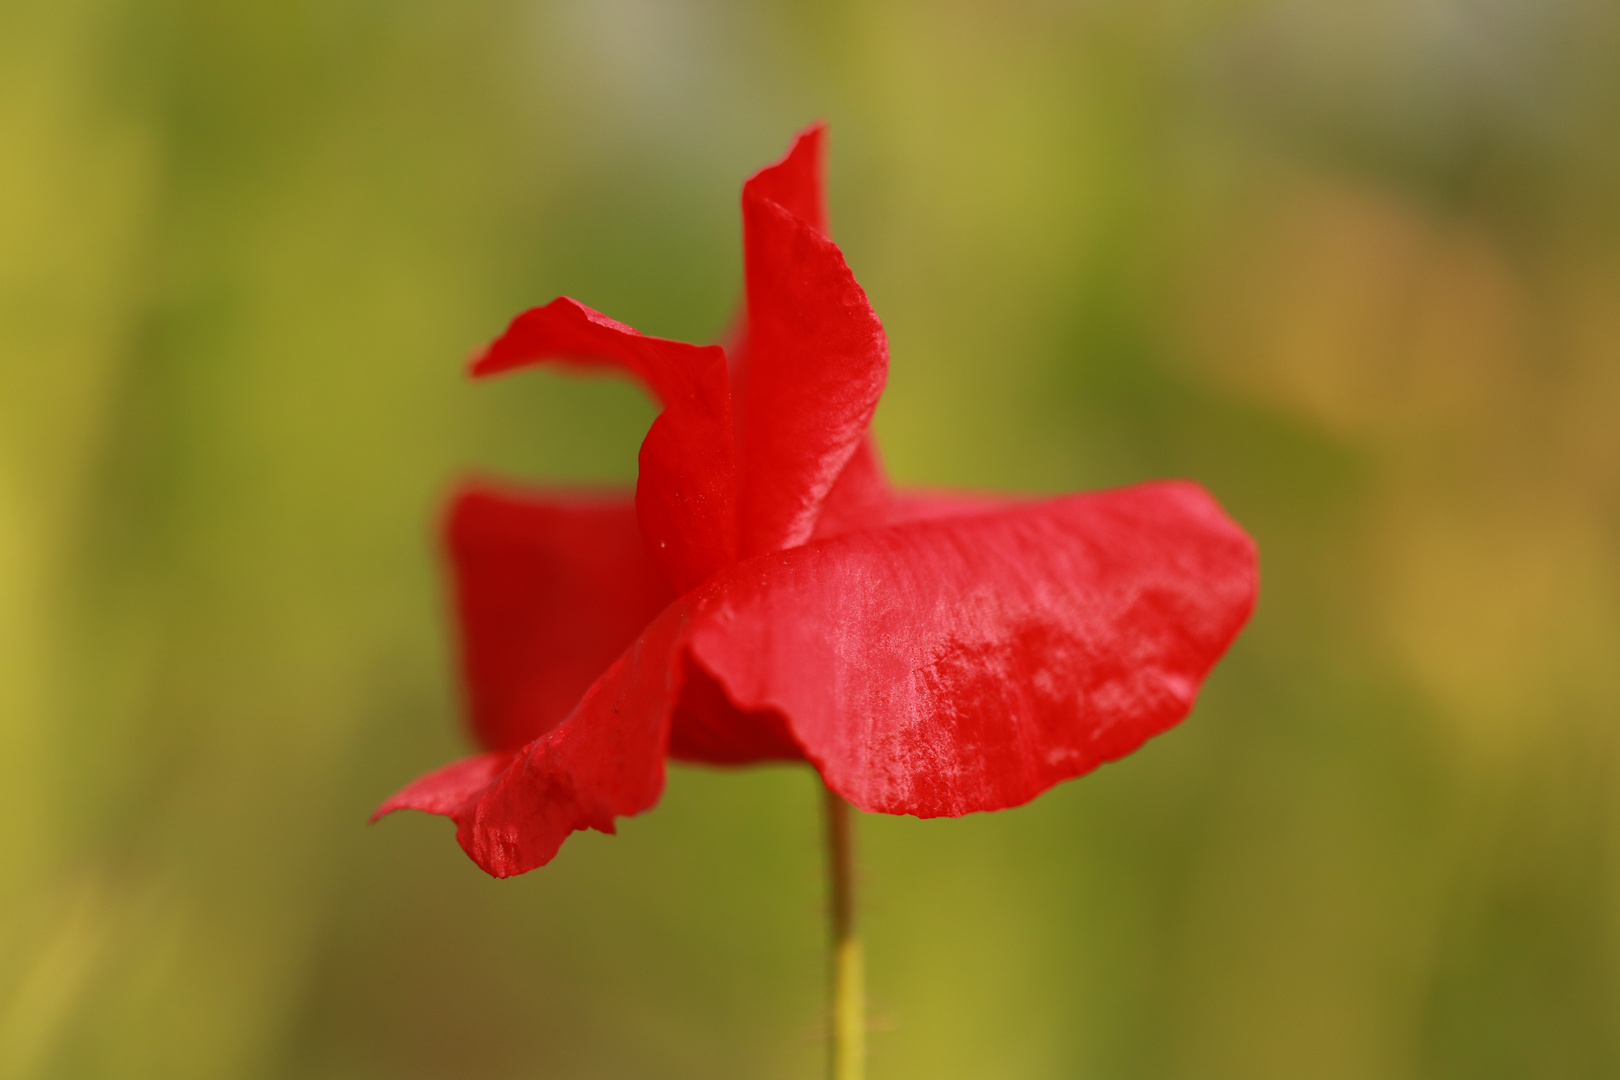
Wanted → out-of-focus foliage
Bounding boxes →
[3,0,1618,1076]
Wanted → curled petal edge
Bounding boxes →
[471,297,738,594]
[374,603,691,878]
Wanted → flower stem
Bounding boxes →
[824,784,864,1080]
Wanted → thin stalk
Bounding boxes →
[824,784,864,1080]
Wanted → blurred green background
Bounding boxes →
[4,0,1619,1076]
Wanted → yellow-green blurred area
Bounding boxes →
[4,0,1620,1076]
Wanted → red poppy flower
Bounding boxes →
[375,125,1257,878]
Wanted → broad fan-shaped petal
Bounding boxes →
[690,480,1257,816]
[446,484,675,752]
[473,297,737,592]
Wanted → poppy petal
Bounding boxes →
[811,436,1016,539]
[739,174,887,557]
[743,121,828,239]
[371,751,515,822]
[446,483,675,752]
[382,602,689,878]
[472,297,738,592]
[720,124,829,446]
[689,480,1258,816]
[808,435,891,539]
[667,661,803,765]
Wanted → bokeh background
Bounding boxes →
[4,0,1620,1076]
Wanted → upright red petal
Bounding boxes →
[689,481,1258,816]
[738,181,887,556]
[720,124,829,438]
[474,297,737,592]
[446,484,675,752]
[744,121,828,239]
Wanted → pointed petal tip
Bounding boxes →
[792,119,828,153]
[468,297,576,378]
[371,751,514,822]
[745,123,832,238]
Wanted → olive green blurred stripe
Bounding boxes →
[1,2,155,1073]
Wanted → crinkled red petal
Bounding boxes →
[691,480,1257,816]
[445,483,675,752]
[382,480,1255,876]
[738,167,886,557]
[377,603,689,878]
[472,297,737,593]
